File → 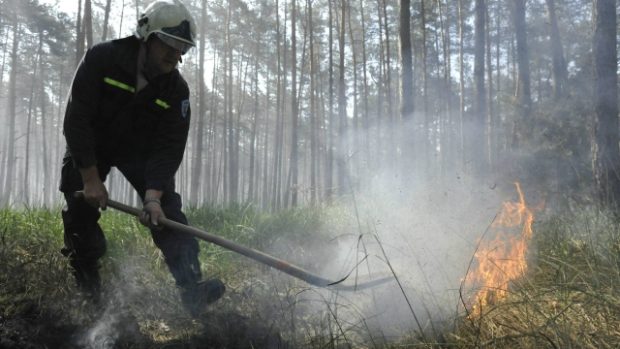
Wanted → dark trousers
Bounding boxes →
[60,157,202,289]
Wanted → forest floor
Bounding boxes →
[1,205,620,348]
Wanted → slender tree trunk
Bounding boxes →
[272,0,286,211]
[84,0,93,48]
[494,1,501,165]
[75,0,84,66]
[438,0,451,175]
[592,0,620,211]
[24,33,44,205]
[381,0,394,167]
[373,0,386,171]
[326,0,335,202]
[2,20,19,206]
[102,0,112,41]
[290,0,299,206]
[420,0,429,172]
[337,0,347,195]
[346,1,359,183]
[457,0,465,169]
[308,0,318,205]
[486,1,494,171]
[472,0,487,176]
[207,52,218,202]
[359,0,370,175]
[545,0,567,100]
[41,63,50,206]
[400,0,414,122]
[226,2,237,203]
[400,0,414,170]
[248,50,259,203]
[0,27,10,93]
[190,0,207,206]
[261,90,271,209]
[511,0,531,149]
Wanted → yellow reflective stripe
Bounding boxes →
[155,99,170,109]
[103,77,135,93]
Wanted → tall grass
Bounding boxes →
[448,208,620,348]
[1,205,619,348]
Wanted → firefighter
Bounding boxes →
[60,0,224,316]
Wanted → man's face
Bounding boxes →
[144,35,183,77]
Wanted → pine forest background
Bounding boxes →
[1,0,619,213]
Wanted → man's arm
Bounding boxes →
[64,44,108,208]
[144,83,191,191]
[64,44,107,170]
[139,80,190,229]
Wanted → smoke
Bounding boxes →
[272,117,509,339]
[77,258,144,349]
[322,171,502,336]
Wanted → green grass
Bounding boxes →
[1,205,619,348]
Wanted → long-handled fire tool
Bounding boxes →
[84,194,391,291]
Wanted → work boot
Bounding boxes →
[181,278,225,317]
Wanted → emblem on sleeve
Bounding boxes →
[181,99,190,118]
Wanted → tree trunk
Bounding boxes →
[359,0,370,175]
[84,0,93,48]
[190,0,207,206]
[511,0,531,148]
[346,1,359,182]
[308,0,318,205]
[457,0,465,169]
[486,1,494,171]
[2,20,19,206]
[40,61,50,206]
[400,0,414,170]
[261,90,271,209]
[248,49,260,203]
[326,0,335,202]
[24,33,44,205]
[471,0,487,176]
[290,0,299,207]
[102,0,112,41]
[381,0,394,167]
[272,0,286,211]
[400,0,414,122]
[337,0,347,195]
[75,0,84,66]
[545,0,567,100]
[207,52,219,201]
[592,0,620,211]
[420,0,429,171]
[437,0,451,175]
[226,2,237,203]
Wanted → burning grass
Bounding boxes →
[1,200,619,348]
[448,208,620,348]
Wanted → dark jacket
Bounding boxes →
[63,36,191,191]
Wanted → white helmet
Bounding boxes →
[135,0,196,54]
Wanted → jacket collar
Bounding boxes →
[111,36,141,77]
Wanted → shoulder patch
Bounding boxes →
[181,99,190,118]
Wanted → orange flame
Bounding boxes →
[464,182,535,316]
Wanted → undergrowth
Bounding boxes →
[447,208,620,348]
[0,205,619,348]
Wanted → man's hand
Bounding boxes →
[140,190,165,229]
[79,166,108,209]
